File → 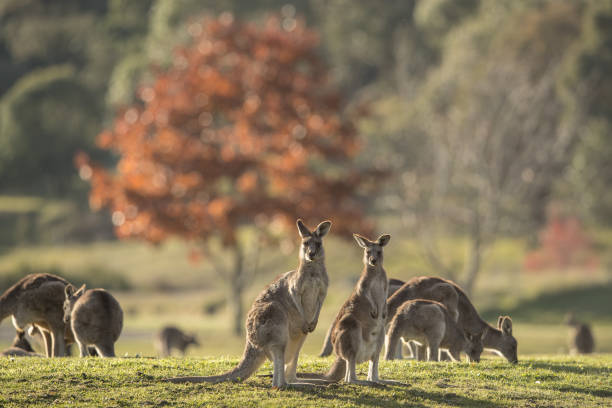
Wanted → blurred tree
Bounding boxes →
[0,65,100,195]
[556,0,612,227]
[78,15,377,336]
[370,1,588,294]
[524,213,598,272]
[0,0,114,195]
[107,0,313,108]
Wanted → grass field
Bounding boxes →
[0,354,609,407]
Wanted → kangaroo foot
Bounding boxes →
[346,379,387,387]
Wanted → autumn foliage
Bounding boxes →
[523,214,599,272]
[76,14,375,248]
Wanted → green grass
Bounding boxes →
[0,355,609,407]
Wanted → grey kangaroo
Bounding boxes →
[319,277,405,357]
[565,313,595,354]
[317,233,402,386]
[387,277,518,363]
[0,330,41,357]
[63,284,123,357]
[0,273,70,357]
[155,326,199,357]
[384,299,483,362]
[165,219,331,388]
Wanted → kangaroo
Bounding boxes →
[319,233,400,386]
[387,277,518,363]
[319,277,406,357]
[63,284,123,357]
[0,273,69,357]
[565,313,595,355]
[155,326,199,357]
[384,299,482,362]
[0,330,41,357]
[165,219,331,388]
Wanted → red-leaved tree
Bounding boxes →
[76,14,377,335]
[524,214,599,272]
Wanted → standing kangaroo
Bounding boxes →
[565,313,595,354]
[320,233,400,386]
[63,284,123,357]
[0,330,41,357]
[0,273,69,357]
[165,219,331,388]
[384,299,483,362]
[155,326,199,357]
[318,277,406,357]
[387,277,518,363]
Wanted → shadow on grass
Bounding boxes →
[482,282,612,323]
[556,385,612,398]
[284,384,505,408]
[528,361,611,377]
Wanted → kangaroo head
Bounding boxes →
[353,233,391,267]
[564,312,578,326]
[63,283,86,324]
[464,331,484,363]
[13,330,35,352]
[297,219,331,262]
[496,315,518,363]
[184,332,199,347]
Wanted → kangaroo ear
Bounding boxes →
[353,233,370,248]
[296,219,311,238]
[65,284,75,298]
[74,284,86,297]
[501,316,513,335]
[377,234,391,247]
[497,316,504,329]
[314,220,332,238]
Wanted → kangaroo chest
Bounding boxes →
[299,270,327,322]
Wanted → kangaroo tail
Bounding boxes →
[318,322,334,357]
[294,356,346,383]
[324,357,346,382]
[165,342,265,384]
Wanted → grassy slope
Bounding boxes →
[0,355,609,407]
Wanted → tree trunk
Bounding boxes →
[229,245,245,337]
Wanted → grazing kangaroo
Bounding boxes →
[319,277,406,357]
[0,273,70,357]
[63,284,123,357]
[165,219,331,388]
[155,326,199,357]
[387,277,518,363]
[321,233,401,386]
[384,299,483,362]
[0,330,41,357]
[565,313,595,355]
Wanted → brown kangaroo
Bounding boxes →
[384,299,483,362]
[0,273,69,357]
[387,277,518,363]
[318,277,406,357]
[565,313,595,354]
[63,284,124,357]
[320,233,402,386]
[155,326,199,357]
[165,219,331,388]
[0,330,41,357]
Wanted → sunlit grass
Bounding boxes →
[0,355,609,407]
